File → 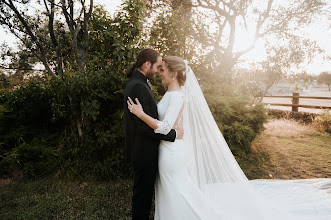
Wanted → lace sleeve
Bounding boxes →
[154,120,171,135]
[154,92,183,135]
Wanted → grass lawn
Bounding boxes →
[0,177,132,219]
[1,119,330,219]
[251,118,331,179]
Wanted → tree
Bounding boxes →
[193,0,326,75]
[147,0,328,95]
[318,71,331,91]
[0,1,148,179]
[87,2,145,74]
[293,71,314,84]
[0,0,93,77]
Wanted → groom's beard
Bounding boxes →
[145,67,157,81]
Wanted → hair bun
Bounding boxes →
[164,56,187,86]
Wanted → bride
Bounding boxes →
[127,56,331,219]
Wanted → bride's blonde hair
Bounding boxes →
[163,56,187,86]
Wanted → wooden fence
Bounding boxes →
[262,92,331,112]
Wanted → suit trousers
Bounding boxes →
[132,162,158,220]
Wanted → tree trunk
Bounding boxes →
[77,119,83,137]
[259,80,276,103]
[48,0,64,77]
[61,0,93,74]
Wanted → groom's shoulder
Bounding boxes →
[127,78,145,88]
[125,79,148,93]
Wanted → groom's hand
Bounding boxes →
[175,126,184,139]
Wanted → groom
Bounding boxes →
[123,48,184,220]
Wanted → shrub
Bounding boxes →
[205,95,269,178]
[0,80,268,180]
[0,72,131,179]
[205,94,268,158]
[313,109,331,133]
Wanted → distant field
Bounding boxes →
[263,85,331,114]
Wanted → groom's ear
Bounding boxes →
[142,61,151,70]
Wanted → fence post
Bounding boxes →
[292,92,299,112]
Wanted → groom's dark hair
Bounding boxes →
[126,48,160,78]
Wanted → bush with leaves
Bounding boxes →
[313,110,331,133]
[204,94,269,178]
[0,81,61,177]
[0,80,269,179]
[206,94,268,157]
[0,72,129,179]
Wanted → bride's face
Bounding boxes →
[159,62,175,86]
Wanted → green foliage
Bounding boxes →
[0,77,268,179]
[0,82,62,177]
[0,71,131,179]
[0,0,145,180]
[206,94,269,178]
[87,1,144,75]
[0,0,269,180]
[206,94,268,158]
[150,11,189,57]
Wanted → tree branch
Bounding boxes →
[195,0,231,19]
[260,1,318,37]
[234,0,273,62]
[3,0,56,77]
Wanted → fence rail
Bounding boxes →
[262,92,331,112]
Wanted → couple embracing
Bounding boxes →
[124,49,331,220]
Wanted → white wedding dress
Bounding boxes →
[152,64,331,220]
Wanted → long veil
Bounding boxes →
[181,61,248,186]
[180,61,331,219]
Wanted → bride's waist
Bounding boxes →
[160,139,184,146]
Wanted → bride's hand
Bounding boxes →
[127,97,144,118]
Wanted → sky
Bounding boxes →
[0,0,330,75]
[234,17,331,74]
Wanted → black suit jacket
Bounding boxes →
[124,70,176,166]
